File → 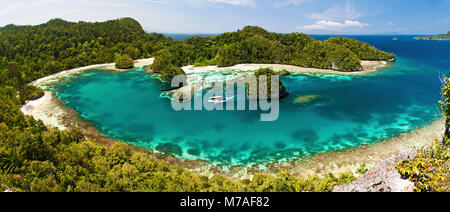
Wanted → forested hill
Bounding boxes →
[0,18,176,84]
[207,26,395,70]
[156,25,395,73]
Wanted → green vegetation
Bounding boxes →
[115,54,134,69]
[296,40,363,71]
[0,88,356,192]
[396,141,449,192]
[434,31,450,40]
[327,37,396,61]
[196,26,394,72]
[0,17,395,91]
[151,49,187,85]
[0,18,360,192]
[0,17,179,92]
[395,76,450,192]
[440,77,450,145]
[415,31,450,41]
[356,164,369,175]
[4,16,449,193]
[247,68,288,100]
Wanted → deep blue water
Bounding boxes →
[46,35,450,166]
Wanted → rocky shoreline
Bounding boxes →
[333,151,416,192]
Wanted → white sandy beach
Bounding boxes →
[172,60,390,99]
[21,91,69,130]
[30,58,155,86]
[22,58,155,130]
[27,58,386,130]
[22,58,390,132]
[181,60,389,76]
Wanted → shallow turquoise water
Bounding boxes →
[47,36,449,166]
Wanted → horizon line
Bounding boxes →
[0,17,438,37]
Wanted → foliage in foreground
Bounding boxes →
[395,76,450,192]
[0,89,356,192]
[439,77,450,144]
[396,141,449,192]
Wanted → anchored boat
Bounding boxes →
[208,96,234,104]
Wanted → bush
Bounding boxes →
[247,68,287,100]
[356,164,368,175]
[396,141,450,192]
[115,54,134,69]
[151,49,176,73]
[151,50,187,85]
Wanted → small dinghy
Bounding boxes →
[208,96,234,104]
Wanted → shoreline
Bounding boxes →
[170,60,390,98]
[30,58,154,86]
[22,57,155,130]
[182,60,389,76]
[22,88,443,179]
[277,118,444,178]
[242,60,390,76]
[21,58,442,179]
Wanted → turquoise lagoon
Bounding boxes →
[46,36,449,166]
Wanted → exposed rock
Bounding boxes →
[333,152,416,192]
[293,95,322,105]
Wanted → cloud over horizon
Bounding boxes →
[299,20,369,31]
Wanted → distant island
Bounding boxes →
[414,31,450,40]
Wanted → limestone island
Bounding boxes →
[414,31,450,41]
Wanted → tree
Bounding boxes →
[327,37,395,61]
[247,68,287,100]
[151,49,187,86]
[439,76,450,145]
[160,64,187,86]
[115,54,134,69]
[151,49,175,73]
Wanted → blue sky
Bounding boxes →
[0,0,449,34]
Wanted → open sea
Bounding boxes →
[46,35,450,166]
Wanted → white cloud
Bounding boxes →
[299,20,369,30]
[138,0,166,3]
[186,0,256,7]
[306,0,361,20]
[274,0,314,8]
[80,1,128,7]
